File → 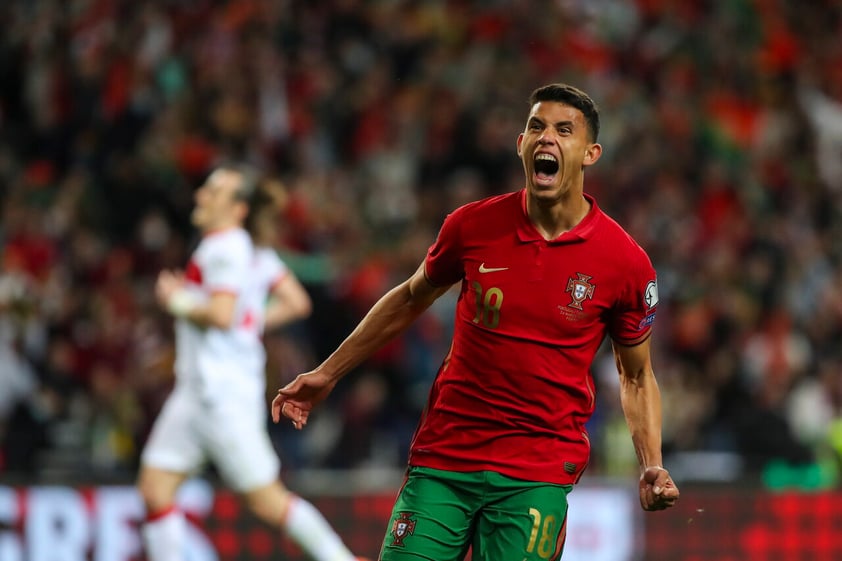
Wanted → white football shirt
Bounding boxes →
[173,228,275,401]
[142,232,293,488]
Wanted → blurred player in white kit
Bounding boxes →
[137,164,368,561]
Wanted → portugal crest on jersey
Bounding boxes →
[390,512,416,547]
[565,273,595,310]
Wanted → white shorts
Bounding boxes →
[140,387,280,492]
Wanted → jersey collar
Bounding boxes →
[516,190,601,244]
[202,225,243,239]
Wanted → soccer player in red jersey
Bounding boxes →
[273,83,680,561]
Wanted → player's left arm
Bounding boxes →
[613,337,680,511]
[264,272,313,329]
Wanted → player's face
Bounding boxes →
[517,101,601,203]
[191,169,245,232]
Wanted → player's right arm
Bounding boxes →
[272,261,451,429]
[264,271,313,329]
[613,338,680,511]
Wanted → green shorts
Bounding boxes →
[379,466,573,561]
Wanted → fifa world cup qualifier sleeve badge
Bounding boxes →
[644,280,659,309]
[638,279,659,329]
[390,512,417,547]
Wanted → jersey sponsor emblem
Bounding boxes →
[644,280,659,309]
[479,263,509,273]
[390,512,416,547]
[565,273,595,310]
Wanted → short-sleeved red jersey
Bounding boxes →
[411,189,659,484]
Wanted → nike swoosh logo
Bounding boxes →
[479,263,509,273]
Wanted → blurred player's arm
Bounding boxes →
[156,269,237,329]
[613,337,680,511]
[264,272,313,329]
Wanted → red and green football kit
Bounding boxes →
[380,189,658,561]
[411,189,658,485]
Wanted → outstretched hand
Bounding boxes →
[639,466,680,511]
[271,370,337,430]
[155,269,185,308]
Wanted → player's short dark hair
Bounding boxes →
[244,177,288,247]
[529,83,600,142]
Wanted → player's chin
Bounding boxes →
[528,183,562,204]
[530,174,559,191]
[190,209,205,227]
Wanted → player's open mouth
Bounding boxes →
[534,153,559,182]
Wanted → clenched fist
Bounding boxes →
[639,466,679,511]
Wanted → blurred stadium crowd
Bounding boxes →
[1,0,841,488]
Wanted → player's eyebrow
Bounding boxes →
[554,120,574,128]
[528,116,575,129]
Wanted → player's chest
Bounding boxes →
[460,241,618,332]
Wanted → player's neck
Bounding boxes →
[527,193,590,240]
[202,223,241,237]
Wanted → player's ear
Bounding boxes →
[583,142,602,167]
[516,133,524,156]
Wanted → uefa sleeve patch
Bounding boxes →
[638,312,656,330]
